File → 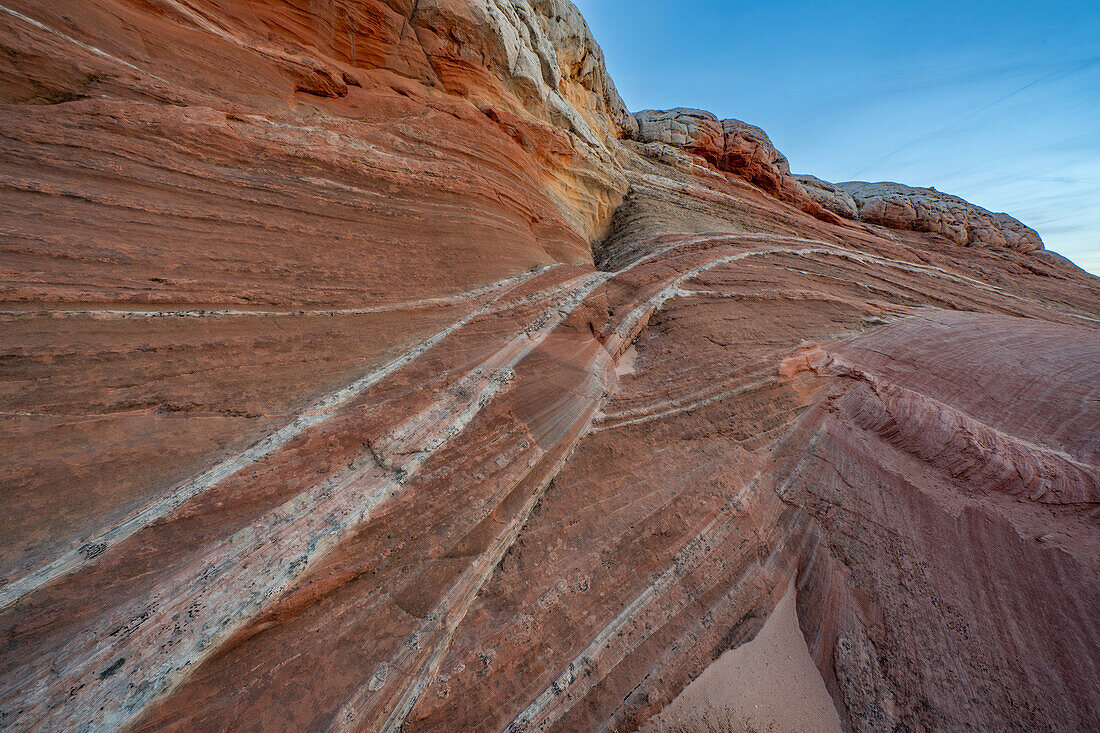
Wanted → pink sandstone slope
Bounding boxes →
[0,1,1097,732]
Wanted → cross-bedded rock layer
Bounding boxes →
[1,1,1097,732]
[632,108,1045,252]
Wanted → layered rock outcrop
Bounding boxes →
[630,108,1044,252]
[634,108,725,162]
[410,0,635,238]
[717,117,800,199]
[794,173,860,219]
[633,107,843,223]
[836,180,1045,251]
[796,174,1044,252]
[0,2,1095,733]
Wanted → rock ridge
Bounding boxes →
[632,108,1044,252]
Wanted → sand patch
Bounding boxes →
[616,344,639,377]
[643,578,842,733]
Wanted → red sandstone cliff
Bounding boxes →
[1,2,1098,731]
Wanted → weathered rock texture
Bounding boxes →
[634,108,725,163]
[837,180,1045,251]
[631,108,1045,252]
[1,2,1097,733]
[717,117,805,205]
[795,173,860,219]
[633,108,843,224]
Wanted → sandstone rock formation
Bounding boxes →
[633,108,846,224]
[634,108,725,163]
[718,117,799,199]
[0,2,1096,733]
[837,180,1045,251]
[631,109,1045,253]
[794,173,860,219]
[796,172,1047,252]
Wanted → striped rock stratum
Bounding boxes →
[1,1,1098,731]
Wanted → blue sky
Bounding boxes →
[573,0,1100,273]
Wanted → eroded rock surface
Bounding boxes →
[718,118,798,198]
[838,180,1045,251]
[0,1,1096,732]
[630,108,1045,253]
[632,108,842,224]
[795,173,860,219]
[634,108,725,163]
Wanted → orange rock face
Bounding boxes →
[1,2,1098,732]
